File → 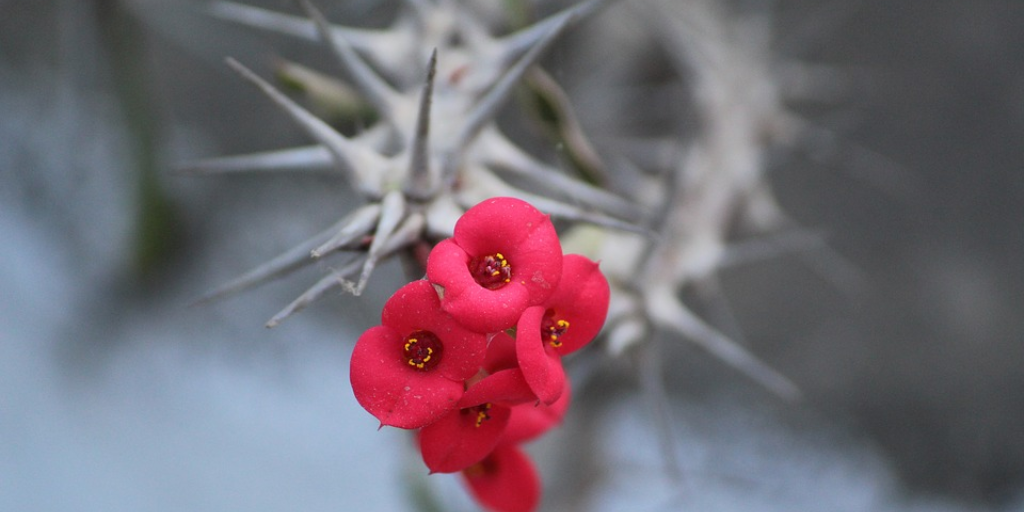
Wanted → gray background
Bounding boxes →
[2,0,1021,510]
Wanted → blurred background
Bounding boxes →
[2,0,1021,511]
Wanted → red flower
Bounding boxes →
[516,254,609,404]
[427,197,562,333]
[419,401,512,474]
[462,444,541,512]
[419,333,536,473]
[349,280,487,429]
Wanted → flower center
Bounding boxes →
[541,309,570,348]
[473,403,493,428]
[402,330,443,371]
[469,252,511,290]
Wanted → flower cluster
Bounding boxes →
[350,197,609,512]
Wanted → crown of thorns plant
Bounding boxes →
[186,1,860,509]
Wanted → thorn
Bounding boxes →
[265,258,362,327]
[479,130,644,222]
[497,0,612,67]
[296,0,400,122]
[404,48,438,201]
[353,190,406,295]
[208,1,381,55]
[224,57,385,197]
[647,288,802,402]
[175,145,332,175]
[447,12,571,179]
[311,203,382,259]
[208,1,320,40]
[191,217,353,305]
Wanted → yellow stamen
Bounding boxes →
[474,403,492,427]
[402,331,443,371]
[545,318,570,348]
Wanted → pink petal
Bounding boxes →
[453,197,547,252]
[542,254,610,355]
[462,444,541,512]
[349,326,464,429]
[515,307,566,405]
[459,369,536,408]
[419,403,511,473]
[484,332,519,372]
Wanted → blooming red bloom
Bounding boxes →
[350,280,487,429]
[419,333,536,473]
[349,198,604,512]
[419,401,512,474]
[427,197,562,333]
[462,444,541,512]
[516,254,609,404]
